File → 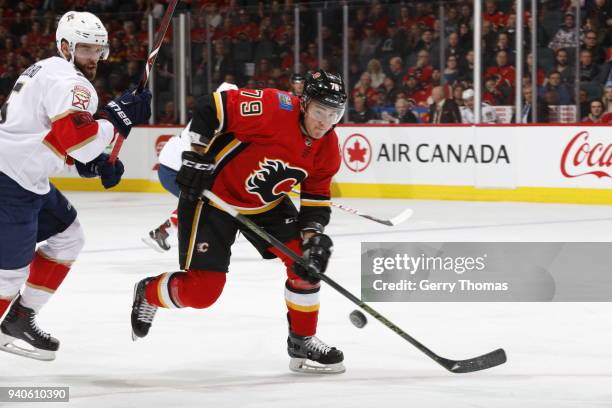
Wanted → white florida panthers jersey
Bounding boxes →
[0,56,115,194]
[158,121,192,172]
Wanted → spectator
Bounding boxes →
[158,101,176,125]
[489,32,514,66]
[359,22,381,68]
[548,12,579,52]
[383,97,419,123]
[586,0,610,29]
[406,50,434,84]
[541,71,574,104]
[485,50,516,104]
[352,72,378,106]
[483,77,504,105]
[525,52,546,87]
[348,62,362,89]
[379,76,400,106]
[387,56,404,86]
[460,88,499,123]
[370,1,390,36]
[579,49,602,83]
[428,86,461,123]
[232,32,254,77]
[553,48,575,85]
[415,29,440,68]
[289,73,304,97]
[349,94,378,123]
[519,85,550,123]
[457,22,473,54]
[366,58,386,88]
[457,49,475,83]
[396,5,414,32]
[402,74,430,107]
[445,31,464,62]
[579,89,590,118]
[582,99,606,122]
[483,0,507,29]
[452,83,466,106]
[603,85,612,114]
[443,55,460,85]
[582,30,607,65]
[376,20,406,65]
[212,40,233,85]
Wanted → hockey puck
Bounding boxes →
[349,310,367,328]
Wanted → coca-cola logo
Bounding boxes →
[561,131,612,179]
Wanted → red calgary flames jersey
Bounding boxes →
[203,88,341,215]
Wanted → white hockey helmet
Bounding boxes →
[56,11,109,62]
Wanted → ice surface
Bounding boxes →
[2,192,611,408]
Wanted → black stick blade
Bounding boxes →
[439,348,507,373]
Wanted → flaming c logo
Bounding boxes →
[245,159,308,203]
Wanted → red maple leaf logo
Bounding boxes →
[347,140,367,163]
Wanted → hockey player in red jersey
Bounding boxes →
[0,11,151,361]
[131,70,347,374]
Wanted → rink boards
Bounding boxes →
[50,124,612,205]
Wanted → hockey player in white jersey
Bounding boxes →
[0,11,151,361]
[460,89,499,124]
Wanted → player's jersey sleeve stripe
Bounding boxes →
[213,91,227,134]
[208,196,284,215]
[299,192,331,207]
[43,110,99,159]
[300,199,331,207]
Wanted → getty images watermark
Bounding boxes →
[361,243,612,302]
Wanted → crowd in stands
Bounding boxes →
[0,0,611,124]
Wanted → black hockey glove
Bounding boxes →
[176,151,216,201]
[75,153,125,189]
[98,88,152,137]
[292,233,333,284]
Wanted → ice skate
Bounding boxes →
[287,331,345,374]
[131,278,158,341]
[142,221,171,252]
[0,297,59,361]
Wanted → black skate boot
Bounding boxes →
[287,331,345,374]
[142,220,171,252]
[0,297,59,361]
[131,278,158,341]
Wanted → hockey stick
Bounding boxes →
[290,189,413,226]
[108,0,180,163]
[203,189,507,373]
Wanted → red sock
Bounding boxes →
[145,270,226,309]
[0,298,11,318]
[27,251,71,292]
[270,239,320,337]
[169,209,178,228]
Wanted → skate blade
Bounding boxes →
[0,333,56,361]
[289,358,345,374]
[141,236,169,253]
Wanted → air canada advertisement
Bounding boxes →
[335,125,612,190]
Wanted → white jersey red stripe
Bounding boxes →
[0,56,115,194]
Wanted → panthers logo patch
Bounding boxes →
[245,159,308,204]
